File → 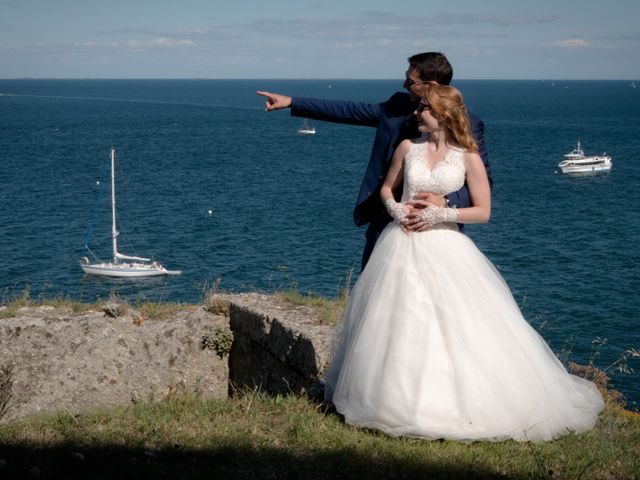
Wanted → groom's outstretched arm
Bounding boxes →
[257,90,382,127]
[291,97,382,127]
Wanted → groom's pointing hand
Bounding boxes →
[256,91,292,111]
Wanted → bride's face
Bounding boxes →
[415,100,443,133]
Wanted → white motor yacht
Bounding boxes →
[557,141,612,175]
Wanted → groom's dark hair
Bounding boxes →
[408,52,453,85]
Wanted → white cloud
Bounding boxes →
[555,38,591,48]
[239,11,556,46]
[76,38,193,49]
[151,37,194,47]
[185,27,205,35]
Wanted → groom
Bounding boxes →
[257,52,490,269]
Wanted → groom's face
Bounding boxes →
[404,68,431,103]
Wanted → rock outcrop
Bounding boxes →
[0,305,229,422]
[0,294,335,422]
[227,293,333,400]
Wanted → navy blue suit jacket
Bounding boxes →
[291,91,490,268]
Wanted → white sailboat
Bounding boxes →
[81,148,181,278]
[297,118,316,135]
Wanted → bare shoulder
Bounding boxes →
[397,138,414,154]
[391,138,414,164]
[463,151,484,170]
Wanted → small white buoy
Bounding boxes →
[207,209,213,216]
[96,181,100,185]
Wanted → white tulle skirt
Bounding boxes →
[324,223,604,442]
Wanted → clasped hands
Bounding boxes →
[397,192,448,233]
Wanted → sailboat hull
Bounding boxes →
[81,262,170,278]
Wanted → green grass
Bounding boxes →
[276,267,353,326]
[277,290,348,326]
[0,286,188,321]
[2,285,638,478]
[133,300,192,320]
[0,392,638,479]
[0,293,100,319]
[1,282,344,323]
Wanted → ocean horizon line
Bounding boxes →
[1,77,637,82]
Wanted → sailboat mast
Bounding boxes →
[110,148,118,262]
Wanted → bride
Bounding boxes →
[323,85,604,442]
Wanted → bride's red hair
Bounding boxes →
[425,85,478,152]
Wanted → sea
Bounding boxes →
[1,79,639,408]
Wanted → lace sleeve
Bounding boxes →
[417,205,459,225]
[383,198,408,224]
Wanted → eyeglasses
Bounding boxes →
[405,76,429,88]
[416,101,432,113]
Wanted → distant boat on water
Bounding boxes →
[557,140,612,176]
[297,118,316,135]
[80,148,181,278]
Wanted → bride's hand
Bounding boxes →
[404,208,432,232]
[405,193,447,232]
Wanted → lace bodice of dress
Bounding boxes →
[401,140,466,202]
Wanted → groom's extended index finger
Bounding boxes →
[256,90,275,111]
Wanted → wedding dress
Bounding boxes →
[324,140,604,442]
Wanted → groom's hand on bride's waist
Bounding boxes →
[409,192,447,209]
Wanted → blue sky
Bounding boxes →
[1,0,639,79]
